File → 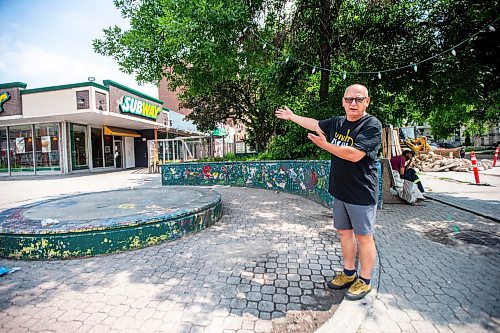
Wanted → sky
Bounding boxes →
[0,0,158,98]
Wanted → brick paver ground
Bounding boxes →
[361,200,500,333]
[1,171,499,333]
[0,187,344,333]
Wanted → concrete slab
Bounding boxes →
[0,186,221,259]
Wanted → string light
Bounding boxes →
[242,19,497,78]
[262,43,266,50]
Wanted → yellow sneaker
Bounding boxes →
[327,271,357,290]
[346,278,372,300]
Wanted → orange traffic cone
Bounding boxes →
[469,151,490,186]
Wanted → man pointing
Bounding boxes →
[275,84,382,300]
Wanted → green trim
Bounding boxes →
[36,167,61,171]
[162,107,171,112]
[0,82,27,89]
[72,165,89,170]
[103,80,163,104]
[11,168,35,172]
[21,82,108,95]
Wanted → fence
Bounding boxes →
[148,136,210,173]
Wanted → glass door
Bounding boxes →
[114,140,123,168]
[70,124,88,170]
[0,127,8,174]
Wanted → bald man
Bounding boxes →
[276,84,382,300]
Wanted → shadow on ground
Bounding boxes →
[0,188,344,333]
[371,201,500,332]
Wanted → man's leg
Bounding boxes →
[404,168,425,193]
[327,199,358,290]
[327,229,358,289]
[344,203,376,300]
[356,234,376,279]
[338,229,357,270]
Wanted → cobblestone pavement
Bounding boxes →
[1,172,499,333]
[0,187,345,333]
[360,201,500,333]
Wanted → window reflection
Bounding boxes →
[35,123,60,171]
[9,125,34,172]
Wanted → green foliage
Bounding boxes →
[94,0,499,160]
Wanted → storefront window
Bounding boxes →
[70,124,88,170]
[9,125,34,172]
[0,127,7,173]
[91,128,104,168]
[104,134,114,167]
[35,123,60,171]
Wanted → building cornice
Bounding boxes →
[0,82,28,89]
[21,82,109,95]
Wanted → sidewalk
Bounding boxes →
[419,167,500,222]
[358,167,500,333]
[1,170,499,332]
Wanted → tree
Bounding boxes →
[94,0,499,158]
[95,0,293,150]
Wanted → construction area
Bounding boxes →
[381,126,496,173]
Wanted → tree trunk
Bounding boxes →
[318,0,342,103]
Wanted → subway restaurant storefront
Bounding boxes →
[0,80,168,176]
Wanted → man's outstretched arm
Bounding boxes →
[307,131,366,162]
[275,106,321,132]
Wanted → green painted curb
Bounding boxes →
[0,196,221,260]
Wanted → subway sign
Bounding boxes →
[119,95,161,120]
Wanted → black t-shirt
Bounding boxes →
[318,114,382,205]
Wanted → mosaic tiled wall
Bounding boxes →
[162,160,383,208]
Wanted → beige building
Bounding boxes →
[0,80,171,176]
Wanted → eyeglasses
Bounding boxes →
[343,97,367,104]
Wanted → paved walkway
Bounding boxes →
[419,167,500,222]
[1,170,499,332]
[360,200,499,333]
[1,177,344,332]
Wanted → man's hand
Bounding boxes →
[307,129,328,149]
[275,106,294,120]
